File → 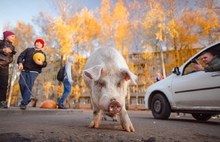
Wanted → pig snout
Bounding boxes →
[99,96,122,117]
[108,99,122,116]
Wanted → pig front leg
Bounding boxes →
[119,108,135,132]
[89,107,101,129]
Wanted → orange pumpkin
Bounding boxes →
[33,52,45,62]
[40,100,58,109]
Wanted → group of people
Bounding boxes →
[0,30,74,110]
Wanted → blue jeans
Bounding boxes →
[58,78,72,105]
[19,71,38,105]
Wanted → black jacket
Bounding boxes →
[17,47,47,73]
[0,40,16,75]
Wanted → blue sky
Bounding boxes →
[0,0,102,37]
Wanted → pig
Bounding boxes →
[82,47,137,132]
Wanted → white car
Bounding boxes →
[144,42,220,121]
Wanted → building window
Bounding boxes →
[85,98,91,104]
[138,98,145,104]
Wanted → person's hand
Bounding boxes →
[34,59,43,65]
[18,63,23,71]
[69,80,73,85]
[3,47,12,54]
[192,63,204,71]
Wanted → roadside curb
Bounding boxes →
[0,107,83,116]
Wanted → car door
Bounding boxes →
[171,71,220,109]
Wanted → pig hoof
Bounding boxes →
[89,121,95,128]
[122,125,135,132]
[89,121,99,128]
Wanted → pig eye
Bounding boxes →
[98,80,106,87]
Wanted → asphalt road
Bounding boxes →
[0,107,220,142]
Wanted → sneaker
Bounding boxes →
[0,101,8,108]
[19,104,26,110]
[58,104,67,109]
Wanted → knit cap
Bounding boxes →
[3,31,15,39]
[34,38,45,48]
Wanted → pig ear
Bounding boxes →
[83,65,103,81]
[121,68,138,85]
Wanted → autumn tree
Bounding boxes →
[196,0,220,45]
[142,0,211,76]
[112,0,131,58]
[98,0,114,46]
[142,0,168,78]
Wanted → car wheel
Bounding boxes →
[150,93,171,119]
[191,113,212,121]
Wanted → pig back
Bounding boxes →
[83,47,129,70]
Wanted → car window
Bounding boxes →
[183,43,220,75]
[184,57,207,75]
[210,44,220,56]
[183,60,197,75]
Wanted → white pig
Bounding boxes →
[82,47,137,132]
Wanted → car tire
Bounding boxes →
[150,93,171,119]
[191,113,212,121]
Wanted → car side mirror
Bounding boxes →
[172,67,180,75]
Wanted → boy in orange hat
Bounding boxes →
[17,38,47,109]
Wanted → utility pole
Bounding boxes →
[160,46,166,78]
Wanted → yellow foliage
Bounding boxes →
[112,0,129,22]
[43,82,52,90]
[72,85,80,100]
[100,0,112,26]
[57,85,63,98]
[54,18,73,55]
[73,8,101,43]
[144,0,166,42]
[13,22,35,52]
[144,0,166,29]
[167,19,179,39]
[201,12,218,35]
[155,23,166,41]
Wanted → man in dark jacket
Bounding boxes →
[0,31,16,108]
[193,51,220,72]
